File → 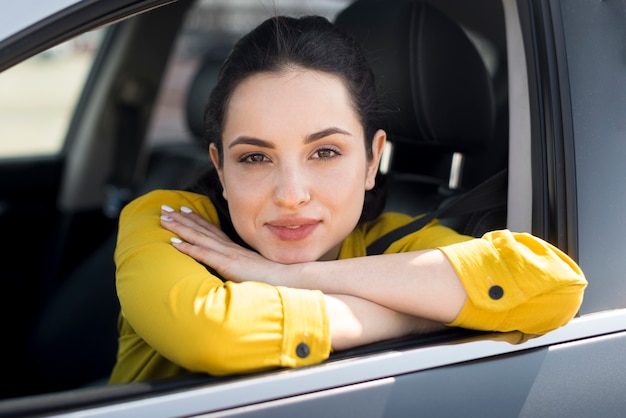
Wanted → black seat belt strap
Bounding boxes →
[103,79,148,218]
[366,168,508,255]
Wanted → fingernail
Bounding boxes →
[181,206,193,214]
[161,215,173,222]
[162,204,174,212]
[170,237,182,244]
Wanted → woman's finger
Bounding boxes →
[160,207,235,256]
[161,205,229,239]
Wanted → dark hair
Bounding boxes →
[189,15,387,243]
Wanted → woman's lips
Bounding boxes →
[266,219,320,241]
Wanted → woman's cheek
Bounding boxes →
[226,165,273,195]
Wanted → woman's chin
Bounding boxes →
[263,249,323,265]
[263,245,340,264]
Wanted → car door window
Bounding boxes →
[0,29,104,158]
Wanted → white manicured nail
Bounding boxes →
[162,204,174,212]
[170,237,182,244]
[181,206,193,214]
[161,215,173,221]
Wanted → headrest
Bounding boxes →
[335,0,495,152]
[185,48,229,140]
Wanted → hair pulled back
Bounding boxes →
[205,15,383,164]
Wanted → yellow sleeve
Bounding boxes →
[114,190,330,375]
[439,229,587,335]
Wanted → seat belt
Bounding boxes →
[366,168,508,255]
[103,79,148,219]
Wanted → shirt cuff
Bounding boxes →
[276,286,331,368]
[439,230,586,334]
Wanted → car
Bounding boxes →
[1,0,625,416]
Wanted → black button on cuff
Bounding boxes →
[488,285,504,300]
[296,342,310,358]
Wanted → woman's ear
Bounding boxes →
[209,143,228,200]
[365,129,387,190]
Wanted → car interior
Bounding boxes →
[1,0,511,404]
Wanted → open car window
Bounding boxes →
[5,1,625,417]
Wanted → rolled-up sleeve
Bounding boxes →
[439,229,587,335]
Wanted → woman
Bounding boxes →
[109,15,586,384]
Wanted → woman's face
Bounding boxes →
[211,68,385,264]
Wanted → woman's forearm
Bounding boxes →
[295,250,468,324]
[293,231,587,336]
[325,294,447,351]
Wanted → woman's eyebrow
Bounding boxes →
[305,127,352,144]
[228,136,275,149]
[228,128,351,149]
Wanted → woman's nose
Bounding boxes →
[273,165,311,208]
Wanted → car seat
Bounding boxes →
[334,0,508,236]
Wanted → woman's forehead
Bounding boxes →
[222,68,363,142]
[234,68,349,101]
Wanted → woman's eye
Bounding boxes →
[240,153,269,164]
[313,148,340,160]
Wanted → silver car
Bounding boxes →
[0,0,625,416]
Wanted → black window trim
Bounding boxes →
[517,0,578,260]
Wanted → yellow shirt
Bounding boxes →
[109,190,586,384]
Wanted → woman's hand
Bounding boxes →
[160,205,291,285]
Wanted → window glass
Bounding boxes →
[0,29,104,157]
[146,0,351,147]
